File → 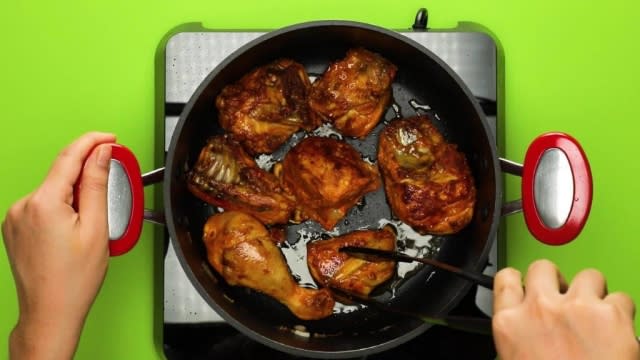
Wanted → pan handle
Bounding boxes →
[105,144,145,256]
[499,133,593,245]
[106,145,166,255]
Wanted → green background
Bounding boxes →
[1,0,639,358]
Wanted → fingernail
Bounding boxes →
[96,145,112,169]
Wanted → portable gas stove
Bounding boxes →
[161,9,501,359]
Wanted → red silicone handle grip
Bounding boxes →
[108,144,144,256]
[521,133,593,245]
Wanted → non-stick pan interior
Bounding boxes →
[165,21,501,357]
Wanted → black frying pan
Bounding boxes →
[104,20,592,358]
[165,21,499,358]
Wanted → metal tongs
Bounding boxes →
[328,286,492,335]
[334,246,495,335]
[339,246,494,289]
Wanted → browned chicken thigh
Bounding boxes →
[280,136,381,230]
[216,58,321,155]
[309,48,397,138]
[307,226,396,297]
[187,135,296,225]
[377,116,476,235]
[202,211,335,320]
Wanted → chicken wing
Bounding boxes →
[309,48,397,138]
[307,226,396,297]
[281,136,381,230]
[203,211,335,320]
[216,58,321,155]
[187,135,295,225]
[377,116,476,234]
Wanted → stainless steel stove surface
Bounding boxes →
[162,20,499,359]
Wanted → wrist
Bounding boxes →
[10,314,85,360]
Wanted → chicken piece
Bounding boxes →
[377,116,476,235]
[309,48,397,138]
[281,136,381,230]
[187,135,295,225]
[203,211,335,320]
[307,226,396,297]
[216,58,321,155]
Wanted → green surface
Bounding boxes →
[1,0,639,358]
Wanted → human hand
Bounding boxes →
[492,259,639,360]
[2,132,115,359]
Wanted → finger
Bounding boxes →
[524,259,568,297]
[77,144,112,232]
[493,267,524,313]
[42,132,116,201]
[604,292,636,318]
[566,268,607,299]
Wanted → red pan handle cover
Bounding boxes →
[106,144,144,256]
[521,133,593,245]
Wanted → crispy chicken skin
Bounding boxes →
[307,226,396,297]
[203,211,335,320]
[187,135,296,225]
[281,136,381,230]
[377,116,476,235]
[309,48,397,138]
[216,58,321,155]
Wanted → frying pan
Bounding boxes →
[101,21,593,358]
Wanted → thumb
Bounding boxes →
[77,144,112,231]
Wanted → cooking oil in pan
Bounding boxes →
[279,229,315,287]
[377,218,439,279]
[255,154,277,171]
[312,123,343,139]
[390,103,402,119]
[409,99,432,113]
